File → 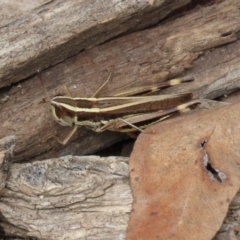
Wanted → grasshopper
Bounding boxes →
[40,70,200,145]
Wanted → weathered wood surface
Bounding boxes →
[0,136,15,196]
[0,155,131,240]
[0,0,191,88]
[1,0,240,162]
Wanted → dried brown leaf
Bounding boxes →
[127,102,240,240]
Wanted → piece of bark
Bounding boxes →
[0,0,191,88]
[198,99,229,109]
[0,136,15,196]
[1,0,240,162]
[127,101,240,240]
[219,90,240,104]
[214,192,240,240]
[0,0,45,21]
[0,155,131,240]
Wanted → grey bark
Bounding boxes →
[0,155,131,240]
[0,0,190,88]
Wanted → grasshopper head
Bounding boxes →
[39,72,76,127]
[49,101,75,127]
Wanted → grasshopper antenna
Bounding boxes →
[91,66,115,97]
[38,70,51,103]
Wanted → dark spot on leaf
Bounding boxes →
[200,140,207,148]
[203,154,226,183]
[150,212,158,216]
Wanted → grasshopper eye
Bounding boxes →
[54,105,66,119]
[54,105,75,120]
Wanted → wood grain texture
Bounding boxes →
[0,136,15,196]
[0,155,131,240]
[1,0,240,162]
[0,0,191,88]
